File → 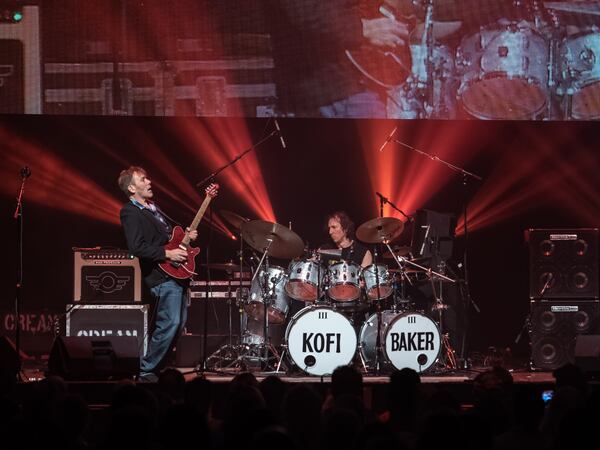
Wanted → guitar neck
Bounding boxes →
[182,195,213,246]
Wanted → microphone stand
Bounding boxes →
[385,136,482,363]
[195,130,279,188]
[13,167,31,381]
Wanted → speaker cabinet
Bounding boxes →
[530,300,600,370]
[48,336,139,380]
[74,250,141,303]
[66,304,148,357]
[528,228,599,299]
[574,335,600,374]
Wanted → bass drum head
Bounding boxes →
[384,312,441,373]
[285,306,357,376]
[358,310,400,371]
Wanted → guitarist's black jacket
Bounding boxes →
[120,201,176,288]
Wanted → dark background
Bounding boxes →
[0,115,598,359]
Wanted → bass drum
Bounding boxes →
[456,23,548,119]
[285,306,357,376]
[560,32,600,119]
[359,311,441,373]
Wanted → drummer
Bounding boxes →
[323,211,373,267]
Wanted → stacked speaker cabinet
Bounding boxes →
[64,250,146,379]
[528,229,599,370]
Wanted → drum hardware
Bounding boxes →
[204,220,262,371]
[239,219,305,372]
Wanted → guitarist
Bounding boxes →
[118,166,202,382]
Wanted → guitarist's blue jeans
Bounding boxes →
[140,279,187,376]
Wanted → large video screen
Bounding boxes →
[2,0,600,119]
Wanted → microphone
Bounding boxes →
[378,126,398,152]
[20,166,31,179]
[375,191,388,203]
[274,119,287,150]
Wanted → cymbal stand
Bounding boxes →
[372,244,385,374]
[427,261,457,371]
[252,238,284,372]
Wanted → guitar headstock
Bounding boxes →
[205,183,219,198]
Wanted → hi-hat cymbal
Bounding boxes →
[205,261,251,272]
[383,246,412,259]
[241,220,304,259]
[221,210,250,230]
[356,217,404,244]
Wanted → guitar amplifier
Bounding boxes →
[74,249,141,303]
[66,304,148,357]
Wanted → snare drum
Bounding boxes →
[327,261,361,302]
[285,259,325,302]
[245,266,289,325]
[362,264,393,300]
[359,311,441,373]
[456,23,549,119]
[286,306,357,376]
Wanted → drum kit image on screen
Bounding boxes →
[205,211,457,377]
[385,1,600,120]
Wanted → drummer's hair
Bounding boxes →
[326,211,355,238]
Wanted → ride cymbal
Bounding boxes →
[241,219,304,259]
[356,217,404,244]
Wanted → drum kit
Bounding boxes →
[205,211,458,376]
[388,0,600,120]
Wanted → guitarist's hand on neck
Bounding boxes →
[186,227,198,242]
[362,16,409,49]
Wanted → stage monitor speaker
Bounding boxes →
[0,336,19,380]
[530,300,600,370]
[48,336,139,380]
[574,335,600,375]
[528,228,598,299]
[73,250,141,302]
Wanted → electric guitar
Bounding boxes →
[159,183,219,279]
[345,1,416,89]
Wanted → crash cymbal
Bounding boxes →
[356,217,404,244]
[220,210,250,230]
[317,248,342,257]
[205,261,251,272]
[241,219,304,259]
[383,246,412,259]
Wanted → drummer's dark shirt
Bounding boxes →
[322,240,369,266]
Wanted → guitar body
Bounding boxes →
[159,226,201,279]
